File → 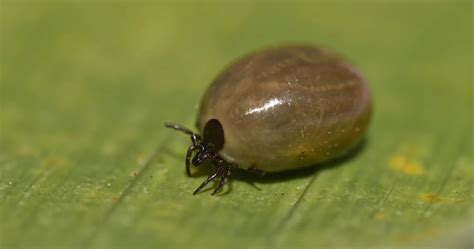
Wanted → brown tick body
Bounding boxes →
[166,45,372,195]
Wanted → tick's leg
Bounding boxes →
[211,170,227,195]
[165,122,201,140]
[193,166,223,195]
[225,163,238,184]
[185,145,197,176]
[248,165,266,176]
[229,163,237,174]
[212,163,237,195]
[190,134,201,146]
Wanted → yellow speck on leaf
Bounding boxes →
[389,155,425,176]
[419,193,442,203]
[374,211,387,221]
[136,153,146,164]
[395,229,436,243]
[44,157,66,167]
[46,158,65,166]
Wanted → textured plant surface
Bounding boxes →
[1,2,472,249]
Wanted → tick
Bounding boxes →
[166,45,372,195]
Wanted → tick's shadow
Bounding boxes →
[234,138,368,185]
[163,138,368,195]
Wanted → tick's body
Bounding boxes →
[166,45,372,194]
[197,45,371,172]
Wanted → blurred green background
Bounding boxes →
[1,1,472,249]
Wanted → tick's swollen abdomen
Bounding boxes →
[197,45,372,172]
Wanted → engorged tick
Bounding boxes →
[166,45,372,195]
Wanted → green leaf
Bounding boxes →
[1,2,472,249]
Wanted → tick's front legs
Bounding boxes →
[185,145,198,176]
[193,166,222,195]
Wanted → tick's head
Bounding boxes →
[164,119,236,195]
[202,119,225,151]
[190,119,225,166]
[165,119,225,167]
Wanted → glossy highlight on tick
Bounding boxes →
[166,45,372,195]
